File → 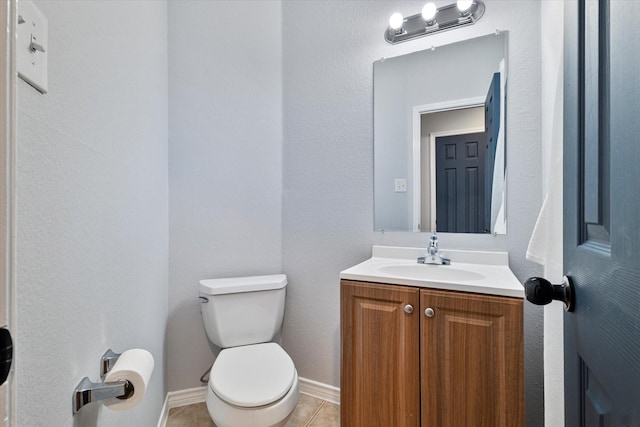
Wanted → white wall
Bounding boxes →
[16,1,168,426]
[167,1,283,392]
[281,1,545,425]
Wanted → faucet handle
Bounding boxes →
[429,232,438,246]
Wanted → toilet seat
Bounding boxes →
[210,343,296,407]
[206,370,299,427]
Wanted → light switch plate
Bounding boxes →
[394,178,407,193]
[17,1,48,94]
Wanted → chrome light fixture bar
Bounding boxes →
[385,0,486,44]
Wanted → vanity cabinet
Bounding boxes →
[340,280,524,427]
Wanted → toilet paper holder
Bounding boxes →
[72,349,134,415]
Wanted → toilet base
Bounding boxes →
[206,370,300,427]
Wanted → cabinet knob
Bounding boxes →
[404,304,414,314]
[424,307,435,317]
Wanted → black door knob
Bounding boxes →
[524,276,575,312]
[0,328,12,386]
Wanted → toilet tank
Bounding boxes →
[199,274,287,348]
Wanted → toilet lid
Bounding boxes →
[210,343,296,408]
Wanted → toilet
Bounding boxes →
[199,274,299,427]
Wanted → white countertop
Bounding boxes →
[340,246,524,298]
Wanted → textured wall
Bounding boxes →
[16,1,168,426]
[281,1,545,426]
[167,1,283,392]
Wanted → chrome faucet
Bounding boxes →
[417,232,451,265]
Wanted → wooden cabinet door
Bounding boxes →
[341,280,420,427]
[420,289,524,427]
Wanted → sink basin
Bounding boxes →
[377,265,485,282]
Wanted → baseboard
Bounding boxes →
[299,377,340,405]
[167,386,208,407]
[156,386,208,427]
[157,378,340,427]
[156,394,170,427]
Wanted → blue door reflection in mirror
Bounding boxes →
[435,132,486,233]
[484,72,501,232]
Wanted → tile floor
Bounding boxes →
[166,393,340,427]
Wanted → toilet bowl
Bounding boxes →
[199,275,299,427]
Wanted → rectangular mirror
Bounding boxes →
[374,33,507,234]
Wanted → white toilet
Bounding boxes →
[199,274,299,427]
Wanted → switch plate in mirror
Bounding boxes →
[17,1,48,94]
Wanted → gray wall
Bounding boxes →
[281,1,544,426]
[167,1,283,392]
[16,1,168,425]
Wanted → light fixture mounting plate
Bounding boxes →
[384,1,486,44]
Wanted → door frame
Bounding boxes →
[0,0,17,425]
[411,97,485,231]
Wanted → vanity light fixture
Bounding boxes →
[422,2,438,26]
[457,0,474,13]
[389,12,405,33]
[384,0,485,44]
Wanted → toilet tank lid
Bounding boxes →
[199,274,287,295]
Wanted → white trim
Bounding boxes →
[156,378,340,427]
[1,1,17,426]
[299,377,340,405]
[156,394,170,427]
[157,386,208,427]
[411,96,485,232]
[427,127,484,231]
[167,386,208,408]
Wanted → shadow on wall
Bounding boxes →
[166,298,219,391]
[72,401,98,427]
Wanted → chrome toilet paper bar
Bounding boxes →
[73,377,134,414]
[100,348,121,380]
[72,349,133,415]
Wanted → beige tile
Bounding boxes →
[285,393,325,427]
[166,402,215,427]
[308,401,340,427]
[168,405,186,417]
[165,396,340,427]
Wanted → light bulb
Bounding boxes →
[389,12,404,30]
[457,0,474,12]
[421,3,437,21]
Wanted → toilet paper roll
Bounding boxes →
[104,349,155,410]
